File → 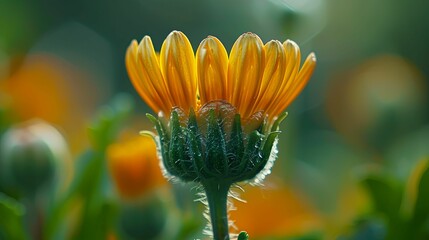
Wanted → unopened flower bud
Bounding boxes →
[118,195,168,240]
[0,120,68,195]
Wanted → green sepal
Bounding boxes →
[228,114,244,172]
[246,131,280,180]
[158,114,170,135]
[168,110,187,178]
[145,113,158,125]
[262,131,280,160]
[146,113,169,144]
[187,128,205,181]
[188,109,218,180]
[187,108,198,133]
[146,113,170,143]
[206,110,229,176]
[186,108,208,180]
[232,130,263,182]
[172,110,199,181]
[149,102,284,184]
[146,113,171,176]
[257,115,268,133]
[271,112,288,132]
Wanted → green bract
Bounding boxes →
[147,101,286,186]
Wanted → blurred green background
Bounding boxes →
[1,0,429,239]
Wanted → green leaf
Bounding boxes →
[0,106,14,135]
[88,94,134,150]
[410,160,429,238]
[175,216,203,240]
[363,175,403,221]
[0,193,27,240]
[413,161,429,220]
[44,94,132,239]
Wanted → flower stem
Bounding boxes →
[203,181,231,240]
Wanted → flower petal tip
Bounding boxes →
[167,30,186,39]
[309,52,317,62]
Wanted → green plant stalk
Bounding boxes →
[203,181,231,240]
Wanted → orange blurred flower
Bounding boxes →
[326,54,427,151]
[107,135,167,200]
[231,180,322,238]
[323,183,370,238]
[0,54,101,153]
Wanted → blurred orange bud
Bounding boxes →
[107,232,118,240]
[231,180,322,238]
[324,183,370,238]
[0,54,101,153]
[107,135,166,200]
[326,54,428,152]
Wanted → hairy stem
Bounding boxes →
[203,181,231,240]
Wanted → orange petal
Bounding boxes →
[277,52,317,115]
[265,39,301,116]
[271,52,316,117]
[196,36,228,105]
[137,36,175,114]
[160,31,197,113]
[251,40,286,114]
[126,39,164,113]
[227,33,265,118]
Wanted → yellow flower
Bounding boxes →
[125,31,317,239]
[126,31,316,120]
[107,136,166,200]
